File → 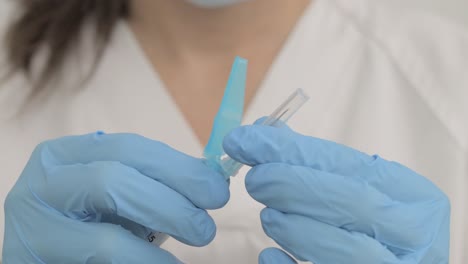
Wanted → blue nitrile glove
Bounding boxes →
[223,124,450,264]
[3,132,229,263]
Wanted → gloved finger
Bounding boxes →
[100,213,153,240]
[260,208,402,264]
[35,161,217,247]
[247,163,445,253]
[4,191,181,263]
[259,248,297,264]
[223,124,370,169]
[76,222,182,264]
[252,117,269,125]
[39,132,229,209]
[223,125,444,201]
[34,215,182,263]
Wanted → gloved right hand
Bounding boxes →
[3,132,230,263]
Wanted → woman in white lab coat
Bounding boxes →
[0,0,467,263]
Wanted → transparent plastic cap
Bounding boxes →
[210,88,310,178]
[262,88,309,127]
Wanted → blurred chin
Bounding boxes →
[184,0,250,8]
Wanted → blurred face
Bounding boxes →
[185,0,250,8]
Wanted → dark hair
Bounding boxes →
[5,0,130,94]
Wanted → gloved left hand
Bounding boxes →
[3,132,230,263]
[223,124,450,264]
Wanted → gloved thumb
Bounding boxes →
[259,248,297,264]
[222,124,293,166]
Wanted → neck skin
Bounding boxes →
[129,0,311,60]
[128,0,311,144]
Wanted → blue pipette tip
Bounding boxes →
[204,56,248,176]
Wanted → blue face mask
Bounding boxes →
[185,0,250,8]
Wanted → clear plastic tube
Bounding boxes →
[146,231,169,246]
[261,88,309,127]
[218,88,310,176]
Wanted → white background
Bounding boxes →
[385,0,468,27]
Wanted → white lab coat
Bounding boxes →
[0,0,467,263]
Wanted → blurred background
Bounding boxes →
[383,0,468,27]
[1,0,468,28]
